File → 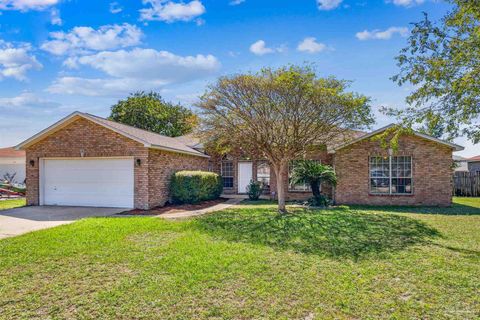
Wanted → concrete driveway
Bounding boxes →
[0,206,127,239]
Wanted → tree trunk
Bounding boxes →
[311,180,321,197]
[274,161,288,214]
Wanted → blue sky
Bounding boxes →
[0,0,476,156]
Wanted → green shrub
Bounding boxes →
[170,171,223,204]
[305,194,331,207]
[246,180,262,200]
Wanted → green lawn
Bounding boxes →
[0,198,479,319]
[0,198,25,211]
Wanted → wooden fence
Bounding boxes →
[453,172,480,197]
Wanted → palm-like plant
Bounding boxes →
[290,160,337,198]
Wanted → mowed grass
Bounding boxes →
[0,198,25,210]
[0,198,479,319]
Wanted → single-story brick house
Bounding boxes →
[17,111,463,209]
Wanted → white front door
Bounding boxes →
[41,158,134,208]
[238,161,253,193]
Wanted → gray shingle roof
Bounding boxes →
[81,113,208,157]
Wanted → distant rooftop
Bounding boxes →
[0,147,25,158]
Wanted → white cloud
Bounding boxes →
[71,48,219,80]
[0,40,42,81]
[389,0,424,7]
[317,0,342,10]
[356,27,409,40]
[0,92,59,109]
[50,7,62,25]
[47,77,158,96]
[109,1,122,14]
[0,0,59,11]
[140,0,206,23]
[41,23,143,56]
[49,48,220,96]
[249,40,274,56]
[297,37,327,53]
[229,0,245,5]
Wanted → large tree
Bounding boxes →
[109,91,198,137]
[389,0,480,143]
[198,65,374,213]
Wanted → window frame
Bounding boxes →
[288,160,321,192]
[256,160,271,192]
[221,161,234,189]
[369,155,413,195]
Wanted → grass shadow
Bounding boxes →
[348,203,480,216]
[194,206,440,261]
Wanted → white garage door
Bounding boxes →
[42,158,134,208]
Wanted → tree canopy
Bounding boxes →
[109,91,199,137]
[198,65,374,212]
[389,0,480,143]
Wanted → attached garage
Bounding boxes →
[16,112,209,209]
[41,158,134,208]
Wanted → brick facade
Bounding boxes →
[334,134,453,206]
[24,117,455,208]
[25,118,207,209]
[216,135,454,206]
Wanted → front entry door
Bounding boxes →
[238,162,253,193]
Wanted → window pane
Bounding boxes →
[392,178,412,194]
[370,178,390,194]
[221,161,234,188]
[257,161,270,192]
[288,160,320,191]
[369,156,390,193]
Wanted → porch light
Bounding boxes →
[29,160,35,167]
[136,159,142,166]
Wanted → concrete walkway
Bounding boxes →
[0,206,126,239]
[158,198,243,220]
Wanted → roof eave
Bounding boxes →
[149,144,210,158]
[329,123,464,153]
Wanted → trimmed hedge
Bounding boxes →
[170,171,223,204]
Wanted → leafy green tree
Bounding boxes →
[389,0,480,143]
[290,161,337,198]
[198,65,373,213]
[109,91,198,137]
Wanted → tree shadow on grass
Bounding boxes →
[195,208,441,261]
[348,203,480,216]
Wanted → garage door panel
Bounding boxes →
[43,158,134,208]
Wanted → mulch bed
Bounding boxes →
[118,198,229,216]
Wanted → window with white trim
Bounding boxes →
[256,161,270,191]
[369,156,412,194]
[288,160,320,192]
[221,161,234,188]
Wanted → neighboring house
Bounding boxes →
[17,112,463,209]
[453,155,469,172]
[467,155,480,174]
[0,147,26,185]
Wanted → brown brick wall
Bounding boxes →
[24,117,208,209]
[334,134,453,206]
[215,150,334,200]
[148,149,208,208]
[269,150,334,201]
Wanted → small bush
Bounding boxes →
[170,171,223,204]
[246,180,262,200]
[305,194,331,207]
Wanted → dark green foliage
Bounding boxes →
[246,180,262,201]
[170,171,223,204]
[305,194,331,207]
[390,1,480,143]
[290,160,337,200]
[109,91,198,137]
